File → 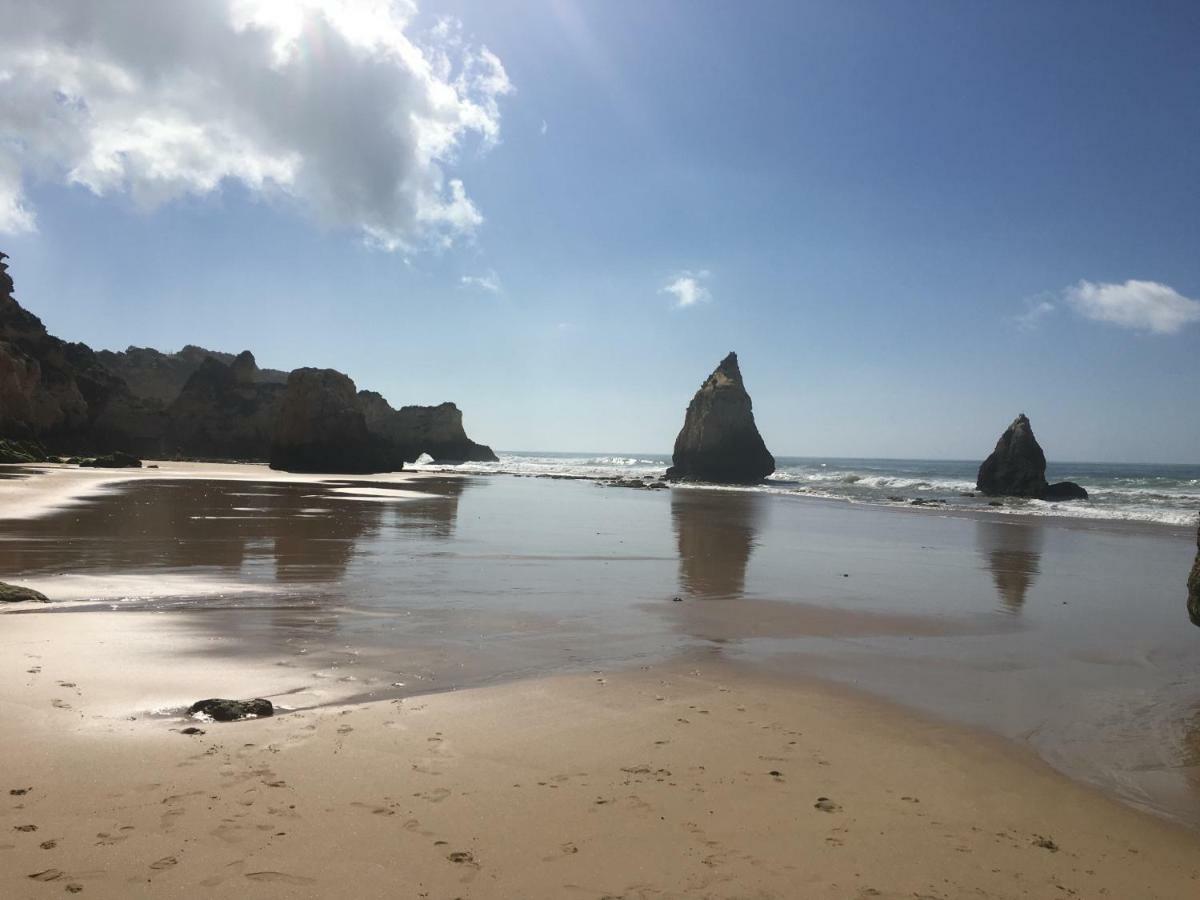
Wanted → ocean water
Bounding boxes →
[421,452,1200,529]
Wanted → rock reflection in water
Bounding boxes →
[672,488,765,600]
[975,519,1044,613]
[0,476,469,584]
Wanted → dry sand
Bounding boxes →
[2,612,1199,899]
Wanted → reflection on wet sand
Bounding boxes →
[672,488,765,599]
[975,519,1044,613]
[0,476,469,584]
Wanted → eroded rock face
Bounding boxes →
[0,251,167,454]
[167,354,284,460]
[976,414,1088,501]
[358,391,497,464]
[270,368,402,473]
[1187,522,1200,628]
[665,352,775,484]
[96,344,287,405]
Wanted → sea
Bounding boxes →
[418,452,1200,529]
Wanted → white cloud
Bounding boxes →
[540,119,548,136]
[1064,279,1200,335]
[460,270,501,293]
[0,0,512,250]
[661,269,711,308]
[1015,295,1057,330]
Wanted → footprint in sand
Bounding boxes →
[27,868,63,882]
[244,871,316,885]
[814,797,841,813]
[15,824,38,832]
[51,699,71,710]
[149,856,178,869]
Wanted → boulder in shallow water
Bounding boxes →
[187,698,274,722]
[1188,522,1200,628]
[976,414,1088,501]
[976,414,1047,498]
[1041,480,1089,501]
[0,582,48,603]
[665,352,775,484]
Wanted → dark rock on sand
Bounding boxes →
[976,414,1088,501]
[0,438,46,463]
[665,352,775,484]
[78,451,142,468]
[270,369,403,474]
[358,392,497,464]
[187,698,274,722]
[0,582,49,603]
[1187,522,1200,628]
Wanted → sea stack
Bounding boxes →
[269,368,401,473]
[665,352,775,484]
[1188,522,1200,627]
[976,414,1088,501]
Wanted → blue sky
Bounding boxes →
[2,1,1198,462]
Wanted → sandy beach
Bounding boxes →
[3,610,1199,900]
[2,461,1200,898]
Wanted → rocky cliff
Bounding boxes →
[97,344,287,405]
[270,369,403,473]
[167,352,285,460]
[0,251,166,453]
[1188,522,1200,627]
[976,415,1088,501]
[665,352,775,484]
[358,391,497,463]
[0,249,495,465]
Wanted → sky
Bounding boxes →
[1,0,1198,463]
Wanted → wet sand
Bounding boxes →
[2,611,1199,899]
[2,460,1200,896]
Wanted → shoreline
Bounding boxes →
[3,609,1199,898]
[2,459,1191,540]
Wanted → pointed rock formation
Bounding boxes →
[1188,522,1200,627]
[976,414,1088,500]
[358,392,497,464]
[665,352,774,484]
[270,368,402,473]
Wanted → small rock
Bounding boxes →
[1033,835,1059,852]
[671,596,683,602]
[180,727,205,736]
[447,851,475,864]
[187,698,274,722]
[0,582,49,603]
[813,797,841,813]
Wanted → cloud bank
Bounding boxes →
[662,269,711,308]
[0,0,511,250]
